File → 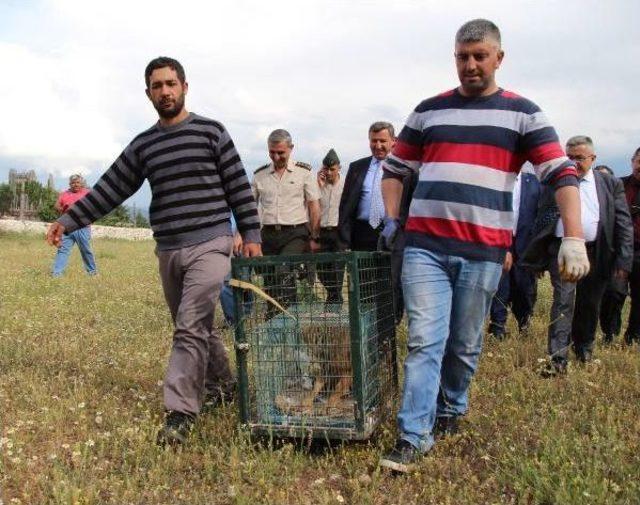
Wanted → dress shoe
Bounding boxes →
[575,349,593,363]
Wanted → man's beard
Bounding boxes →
[155,93,185,119]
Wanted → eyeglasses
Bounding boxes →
[567,154,594,162]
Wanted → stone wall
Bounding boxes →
[0,218,153,241]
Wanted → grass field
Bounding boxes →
[1,232,639,505]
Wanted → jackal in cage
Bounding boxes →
[232,251,397,441]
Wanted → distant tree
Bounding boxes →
[0,183,12,216]
[37,187,59,222]
[133,210,150,228]
[96,205,134,227]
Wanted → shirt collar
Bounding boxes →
[580,169,594,183]
[269,158,295,173]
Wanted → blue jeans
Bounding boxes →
[219,272,254,326]
[219,275,235,326]
[52,227,97,277]
[398,247,501,452]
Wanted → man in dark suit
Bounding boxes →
[338,121,395,251]
[488,171,541,338]
[522,136,633,374]
[599,149,640,345]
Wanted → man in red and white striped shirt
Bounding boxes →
[379,19,590,473]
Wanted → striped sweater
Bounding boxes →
[58,113,261,250]
[383,88,579,263]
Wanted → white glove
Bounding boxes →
[558,237,590,282]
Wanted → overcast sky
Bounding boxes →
[1,0,639,209]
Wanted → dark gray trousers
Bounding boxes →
[548,256,576,361]
[157,236,235,416]
[549,244,604,359]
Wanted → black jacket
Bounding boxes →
[521,171,633,279]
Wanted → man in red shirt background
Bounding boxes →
[51,174,98,277]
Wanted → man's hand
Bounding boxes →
[380,216,400,251]
[317,169,327,188]
[233,233,243,256]
[309,238,321,253]
[502,251,513,272]
[242,242,262,257]
[46,222,65,247]
[558,237,590,282]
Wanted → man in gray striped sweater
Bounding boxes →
[47,57,262,445]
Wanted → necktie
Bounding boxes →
[368,160,385,229]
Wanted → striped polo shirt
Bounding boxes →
[58,113,261,250]
[383,88,578,263]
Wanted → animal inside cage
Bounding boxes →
[231,251,397,441]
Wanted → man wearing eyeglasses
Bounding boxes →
[523,135,632,375]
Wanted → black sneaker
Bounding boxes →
[379,439,421,474]
[434,416,459,438]
[156,411,195,446]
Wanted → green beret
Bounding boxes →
[322,148,340,167]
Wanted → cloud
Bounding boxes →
[1,0,640,204]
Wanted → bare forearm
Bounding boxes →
[382,178,403,219]
[555,185,583,239]
[308,200,321,236]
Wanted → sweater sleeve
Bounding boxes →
[57,143,145,233]
[520,109,578,190]
[215,125,262,243]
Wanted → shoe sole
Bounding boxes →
[379,458,412,474]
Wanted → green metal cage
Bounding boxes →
[231,251,397,441]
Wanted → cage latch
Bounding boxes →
[235,342,250,352]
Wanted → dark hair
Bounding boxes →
[593,165,613,176]
[633,147,640,160]
[456,19,501,47]
[144,57,186,88]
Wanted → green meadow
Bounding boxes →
[1,232,639,504]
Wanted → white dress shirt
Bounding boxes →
[319,174,345,228]
[512,172,522,235]
[555,169,600,241]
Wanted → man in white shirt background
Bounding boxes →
[316,148,346,307]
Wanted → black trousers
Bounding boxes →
[599,277,628,338]
[489,259,538,335]
[317,227,345,306]
[351,219,380,252]
[597,259,640,344]
[626,263,640,342]
[571,245,609,354]
[261,224,309,316]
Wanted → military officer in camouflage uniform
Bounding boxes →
[251,129,321,311]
